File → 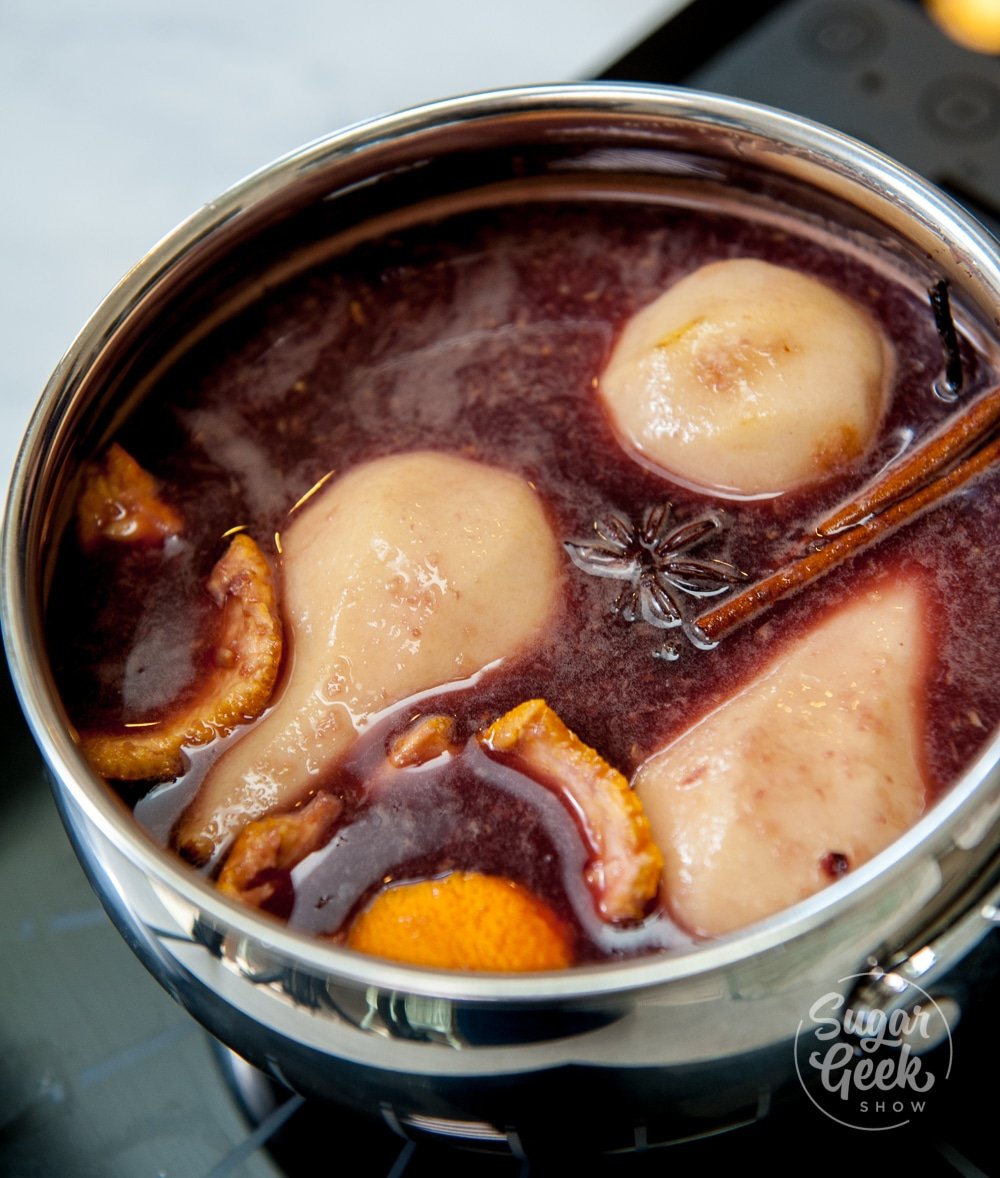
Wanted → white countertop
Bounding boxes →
[0,0,680,501]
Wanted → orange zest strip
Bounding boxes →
[816,383,1000,536]
[386,714,458,768]
[81,532,282,787]
[697,430,1000,645]
[76,443,183,551]
[217,792,343,910]
[478,699,663,924]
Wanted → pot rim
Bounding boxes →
[5,80,1000,1003]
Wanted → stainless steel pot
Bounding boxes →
[4,83,1000,1154]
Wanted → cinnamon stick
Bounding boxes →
[816,383,1000,537]
[696,430,1000,645]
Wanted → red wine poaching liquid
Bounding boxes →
[47,183,1000,962]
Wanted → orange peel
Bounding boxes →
[76,443,183,551]
[479,699,663,923]
[217,792,343,909]
[81,533,282,790]
[346,871,574,971]
[386,714,459,768]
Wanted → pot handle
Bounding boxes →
[847,866,1000,1036]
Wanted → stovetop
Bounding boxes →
[3,2,999,1175]
[602,0,1000,238]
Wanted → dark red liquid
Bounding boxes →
[47,187,1000,960]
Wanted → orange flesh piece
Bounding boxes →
[479,699,664,923]
[80,533,282,786]
[217,792,343,909]
[76,443,183,550]
[346,871,574,971]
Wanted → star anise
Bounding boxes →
[565,502,747,650]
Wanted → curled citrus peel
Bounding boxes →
[346,871,574,971]
[217,791,343,910]
[80,533,282,789]
[386,714,459,768]
[479,700,663,924]
[76,444,184,551]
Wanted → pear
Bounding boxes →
[634,580,928,936]
[600,258,890,497]
[177,450,561,863]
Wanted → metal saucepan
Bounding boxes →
[4,84,1000,1154]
